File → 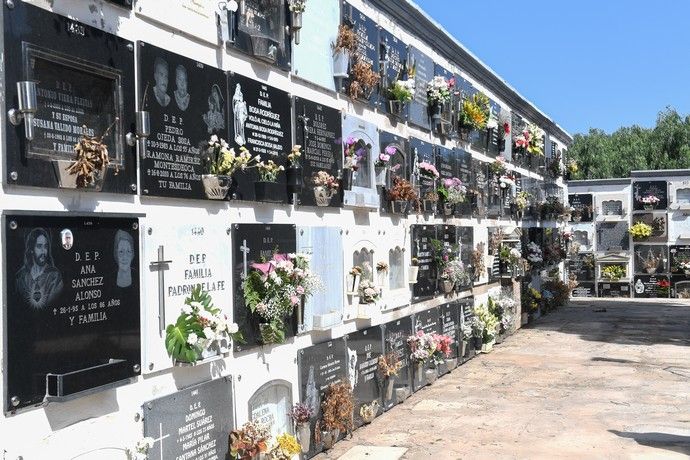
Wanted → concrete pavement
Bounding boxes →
[316,299,690,460]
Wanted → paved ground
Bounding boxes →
[317,299,690,460]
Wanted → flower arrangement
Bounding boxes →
[289,402,314,424]
[287,145,302,167]
[657,279,671,297]
[515,191,530,212]
[388,79,415,103]
[461,321,473,341]
[165,287,242,364]
[675,255,690,273]
[126,437,155,460]
[513,123,544,155]
[376,261,389,273]
[319,382,354,434]
[376,146,395,167]
[313,171,339,193]
[473,303,499,344]
[472,243,486,279]
[640,195,661,207]
[499,115,511,138]
[602,264,626,281]
[417,161,440,179]
[358,279,380,304]
[387,177,418,202]
[489,156,507,176]
[377,353,402,378]
[230,421,270,460]
[334,24,357,54]
[242,253,321,344]
[629,221,653,240]
[525,242,543,265]
[437,177,467,205]
[426,76,452,106]
[443,259,472,286]
[407,330,438,364]
[431,334,454,364]
[202,135,259,175]
[67,119,116,188]
[269,433,302,460]
[458,92,490,130]
[289,0,306,12]
[343,136,370,170]
[256,160,285,182]
[349,59,381,100]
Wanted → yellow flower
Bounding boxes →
[276,433,301,455]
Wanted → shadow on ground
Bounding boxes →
[525,299,690,347]
[609,430,690,456]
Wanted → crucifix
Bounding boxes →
[240,239,250,279]
[149,245,172,334]
[153,422,170,460]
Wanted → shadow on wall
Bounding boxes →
[524,300,690,347]
[609,430,690,456]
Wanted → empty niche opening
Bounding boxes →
[353,247,375,280]
[388,246,405,289]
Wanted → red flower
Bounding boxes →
[657,280,671,288]
[503,122,510,135]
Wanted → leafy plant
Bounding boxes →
[602,264,626,281]
[388,79,414,102]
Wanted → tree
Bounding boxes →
[568,108,690,179]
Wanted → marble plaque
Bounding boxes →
[382,316,413,410]
[292,0,339,91]
[596,221,630,251]
[411,224,438,299]
[248,380,293,438]
[137,0,220,45]
[407,46,433,130]
[346,327,384,427]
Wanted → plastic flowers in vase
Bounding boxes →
[417,161,440,180]
[407,331,437,365]
[387,79,415,114]
[458,92,490,131]
[437,177,467,213]
[289,402,314,453]
[426,76,452,118]
[312,170,339,206]
[201,135,259,199]
[165,286,242,364]
[640,194,660,209]
[375,146,394,186]
[269,433,302,460]
[431,333,454,365]
[255,159,285,202]
[229,421,270,460]
[242,252,321,344]
[629,221,653,240]
[358,279,380,304]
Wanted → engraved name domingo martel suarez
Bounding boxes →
[16,228,64,309]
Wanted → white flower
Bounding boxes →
[209,134,219,145]
[136,437,155,452]
[187,333,198,345]
[189,301,203,310]
[181,304,193,315]
[228,322,239,334]
[202,327,215,342]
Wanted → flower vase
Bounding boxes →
[443,202,454,216]
[347,273,361,294]
[375,166,388,187]
[408,266,419,284]
[385,376,395,401]
[391,200,408,214]
[415,362,423,383]
[422,199,437,214]
[259,323,282,345]
[297,422,311,453]
[332,50,350,78]
[341,168,353,191]
[461,340,467,357]
[295,297,305,327]
[291,11,303,44]
[645,267,657,274]
[388,100,406,116]
[321,428,340,450]
[377,271,387,289]
[313,186,333,207]
[445,358,458,371]
[431,102,443,121]
[286,165,303,194]
[201,174,232,200]
[254,181,284,203]
[482,339,495,353]
[441,279,454,294]
[425,368,437,384]
[473,336,483,350]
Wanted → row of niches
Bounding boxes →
[4,2,560,204]
[7,212,543,414]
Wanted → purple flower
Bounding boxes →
[346,136,356,146]
[385,146,397,156]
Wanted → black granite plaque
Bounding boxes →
[633,275,670,298]
[412,306,441,391]
[487,171,502,218]
[4,3,136,193]
[460,297,477,359]
[295,98,342,207]
[143,377,233,460]
[345,326,384,427]
[438,302,459,375]
[633,245,668,275]
[457,227,474,290]
[382,316,413,410]
[410,137,437,205]
[227,72,292,202]
[571,282,595,298]
[472,160,489,217]
[601,200,624,216]
[569,194,594,222]
[597,221,630,251]
[379,131,408,182]
[230,0,291,70]
[411,224,437,299]
[4,214,140,411]
[432,64,455,134]
[139,42,227,199]
[342,4,380,106]
[455,149,473,217]
[567,253,595,281]
[407,46,433,130]
[232,224,296,351]
[670,245,690,275]
[487,100,501,157]
[436,146,456,181]
[633,180,668,211]
[298,338,347,458]
[597,282,630,298]
[379,28,409,116]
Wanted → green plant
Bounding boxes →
[522,287,541,313]
[473,303,499,343]
[256,160,285,182]
[388,79,414,102]
[602,264,626,281]
[629,221,653,240]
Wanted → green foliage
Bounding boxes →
[568,108,690,179]
[602,264,626,281]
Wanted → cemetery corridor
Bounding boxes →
[317,299,690,460]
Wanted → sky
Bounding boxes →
[412,0,690,136]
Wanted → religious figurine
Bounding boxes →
[232,84,248,145]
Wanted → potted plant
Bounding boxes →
[409,257,420,284]
[359,400,380,424]
[387,78,414,115]
[602,264,626,281]
[268,433,302,460]
[59,120,118,191]
[289,0,306,45]
[407,331,436,384]
[346,266,362,294]
[286,144,303,194]
[229,421,270,460]
[332,24,357,78]
[375,146,394,187]
[387,176,418,214]
[378,353,402,401]
[165,287,243,365]
[200,135,259,200]
[243,253,320,345]
[318,382,354,450]
[289,403,314,453]
[457,92,490,139]
[629,221,653,241]
[426,76,452,121]
[312,170,339,206]
[437,177,467,216]
[254,159,285,203]
[343,136,369,190]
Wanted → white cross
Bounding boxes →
[240,239,250,279]
[152,422,170,460]
[149,245,172,334]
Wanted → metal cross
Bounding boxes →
[149,245,172,334]
[240,239,250,279]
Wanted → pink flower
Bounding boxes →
[251,261,274,275]
[296,286,305,295]
[290,295,300,305]
[385,146,396,156]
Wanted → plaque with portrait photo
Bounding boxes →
[139,42,228,199]
[345,327,384,428]
[4,213,141,412]
[4,3,136,193]
[381,316,413,410]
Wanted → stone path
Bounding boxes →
[316,299,690,460]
